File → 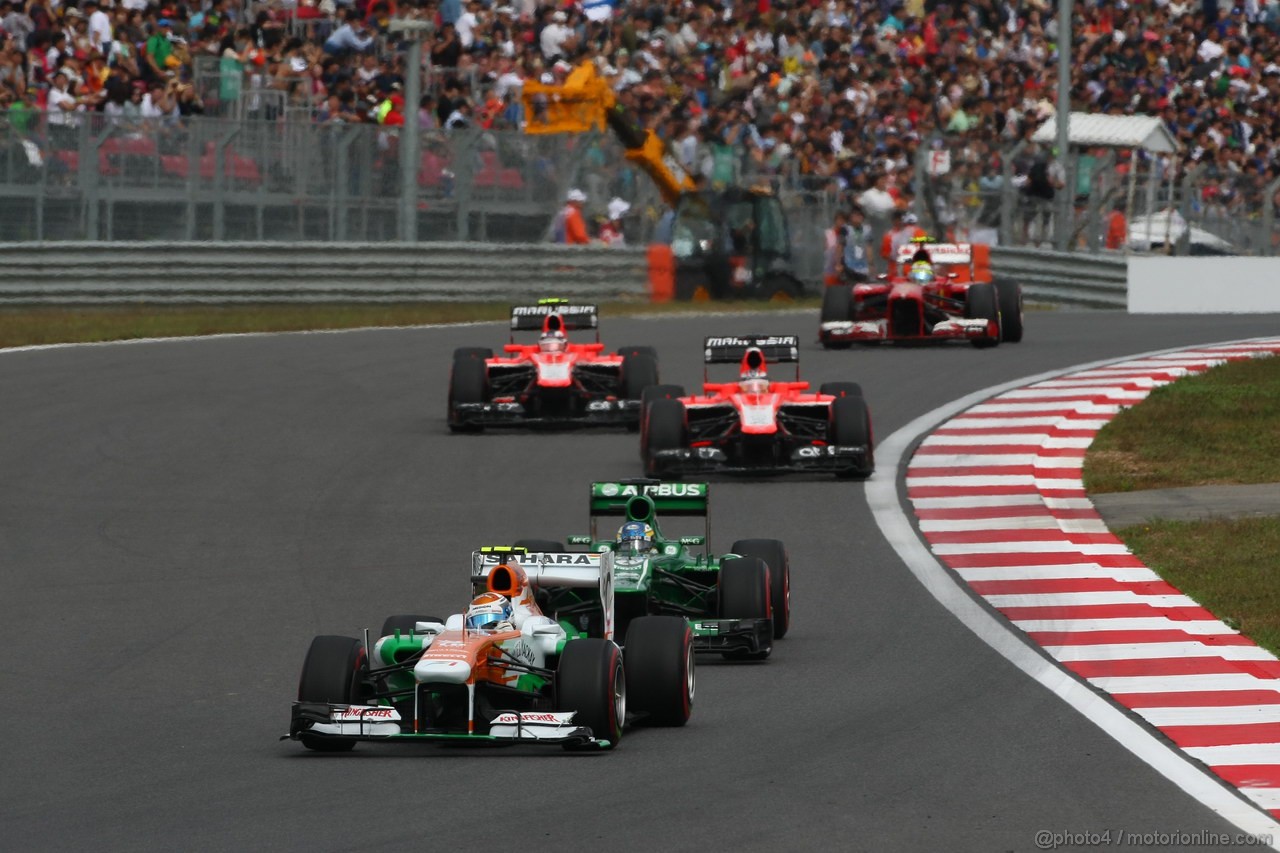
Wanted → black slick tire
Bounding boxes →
[830,394,874,478]
[297,635,369,752]
[965,283,1001,349]
[819,381,864,399]
[617,346,657,362]
[729,539,790,640]
[556,639,625,749]
[994,278,1023,343]
[622,352,660,418]
[624,616,694,726]
[643,398,685,479]
[819,285,853,349]
[717,556,771,660]
[448,356,488,433]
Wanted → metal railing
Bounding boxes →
[0,241,649,303]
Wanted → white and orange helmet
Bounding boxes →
[466,592,513,631]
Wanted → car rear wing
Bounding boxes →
[702,335,799,364]
[589,481,709,516]
[896,242,973,265]
[471,546,617,640]
[510,302,599,332]
[588,481,710,555]
[703,335,800,383]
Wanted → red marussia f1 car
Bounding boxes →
[448,300,659,431]
[639,335,873,478]
[819,241,1023,349]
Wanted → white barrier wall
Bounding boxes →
[1129,257,1280,313]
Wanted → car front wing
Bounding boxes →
[451,398,641,428]
[688,617,772,655]
[819,318,995,343]
[650,443,872,476]
[286,703,610,749]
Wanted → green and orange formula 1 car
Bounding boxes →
[286,546,693,753]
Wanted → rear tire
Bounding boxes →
[297,635,369,752]
[729,539,790,640]
[624,616,694,726]
[820,285,854,350]
[448,356,489,433]
[513,538,565,553]
[557,639,625,749]
[717,556,771,660]
[830,395,874,479]
[643,398,686,479]
[994,278,1024,343]
[965,284,1001,349]
[379,615,443,637]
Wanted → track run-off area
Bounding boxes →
[3,311,1280,852]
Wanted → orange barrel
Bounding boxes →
[647,243,675,303]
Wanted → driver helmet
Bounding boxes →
[465,591,514,632]
[908,260,934,284]
[616,521,655,556]
[539,330,567,353]
[739,366,769,394]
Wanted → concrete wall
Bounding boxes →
[1129,257,1280,313]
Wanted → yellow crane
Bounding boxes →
[519,61,696,208]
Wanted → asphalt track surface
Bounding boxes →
[4,311,1280,853]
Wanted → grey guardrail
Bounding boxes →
[0,242,650,304]
[990,246,1127,309]
[0,241,1127,307]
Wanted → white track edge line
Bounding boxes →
[865,336,1280,844]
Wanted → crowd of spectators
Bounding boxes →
[3,0,1280,230]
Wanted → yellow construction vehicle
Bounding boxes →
[521,62,805,300]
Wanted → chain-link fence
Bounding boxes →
[3,111,1275,268]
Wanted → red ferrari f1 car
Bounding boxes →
[819,241,1023,349]
[448,300,659,430]
[639,335,873,478]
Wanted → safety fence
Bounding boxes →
[3,112,1269,263]
[0,241,1128,306]
[0,242,649,303]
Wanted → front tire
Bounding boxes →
[297,635,369,752]
[717,556,771,660]
[994,278,1024,343]
[819,381,864,399]
[965,283,1001,349]
[820,285,854,349]
[729,539,790,640]
[448,356,489,433]
[643,398,686,479]
[830,394,874,478]
[624,616,694,726]
[557,639,625,749]
[622,352,660,421]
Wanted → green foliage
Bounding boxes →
[1117,517,1280,658]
